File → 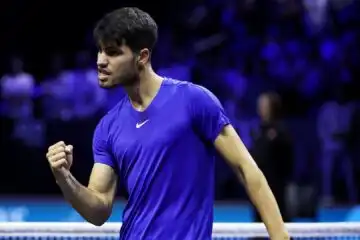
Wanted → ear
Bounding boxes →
[137,48,150,66]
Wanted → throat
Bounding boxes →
[130,99,150,112]
[127,77,164,112]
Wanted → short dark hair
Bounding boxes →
[93,7,158,53]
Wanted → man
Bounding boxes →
[46,7,288,240]
[251,92,293,222]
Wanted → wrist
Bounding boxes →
[54,169,71,184]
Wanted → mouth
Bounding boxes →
[98,69,111,81]
[98,68,111,74]
[98,73,109,80]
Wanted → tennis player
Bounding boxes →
[46,7,289,240]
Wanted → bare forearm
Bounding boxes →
[213,126,288,239]
[55,173,111,226]
[239,169,288,239]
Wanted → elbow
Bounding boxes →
[83,201,112,226]
[89,218,107,226]
[86,210,111,226]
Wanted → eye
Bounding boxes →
[104,47,122,57]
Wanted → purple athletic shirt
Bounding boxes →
[92,78,230,240]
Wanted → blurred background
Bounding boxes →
[1,0,360,223]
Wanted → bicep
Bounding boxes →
[214,125,258,171]
[88,163,118,204]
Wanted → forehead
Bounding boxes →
[258,95,269,103]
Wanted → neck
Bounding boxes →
[124,66,163,111]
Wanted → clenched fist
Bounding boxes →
[46,141,73,176]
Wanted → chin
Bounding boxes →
[98,79,114,89]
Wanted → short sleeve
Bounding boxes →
[190,85,230,143]
[92,119,116,168]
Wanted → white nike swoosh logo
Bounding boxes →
[136,119,149,128]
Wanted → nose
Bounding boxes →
[97,52,108,68]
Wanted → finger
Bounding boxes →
[51,158,69,169]
[48,142,65,153]
[48,152,66,163]
[48,141,65,151]
[65,145,73,154]
[47,146,65,158]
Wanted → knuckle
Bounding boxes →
[58,146,65,152]
[48,141,65,151]
[52,146,64,154]
[52,159,64,168]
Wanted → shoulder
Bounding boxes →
[94,96,128,138]
[161,78,190,95]
[163,78,219,105]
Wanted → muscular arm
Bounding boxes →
[214,125,288,239]
[188,84,288,238]
[55,163,118,226]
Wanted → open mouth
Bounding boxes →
[98,68,111,74]
[98,69,111,81]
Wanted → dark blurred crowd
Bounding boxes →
[1,0,360,220]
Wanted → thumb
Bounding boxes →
[65,145,73,154]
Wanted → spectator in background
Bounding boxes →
[1,56,35,120]
[317,85,357,204]
[0,56,43,147]
[251,92,293,222]
[0,56,44,191]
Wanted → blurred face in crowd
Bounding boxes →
[257,94,272,121]
[96,41,149,89]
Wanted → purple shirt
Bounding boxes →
[93,78,230,240]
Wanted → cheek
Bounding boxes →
[258,102,267,115]
[262,104,270,113]
[113,58,132,74]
